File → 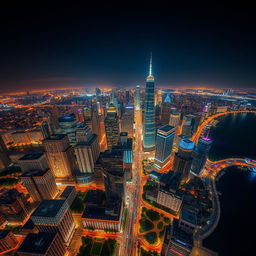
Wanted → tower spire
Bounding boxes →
[147,52,154,81]
[149,52,152,76]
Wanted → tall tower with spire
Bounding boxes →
[143,53,156,151]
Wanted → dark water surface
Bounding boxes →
[203,113,256,256]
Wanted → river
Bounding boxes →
[203,112,256,256]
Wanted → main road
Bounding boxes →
[119,108,143,256]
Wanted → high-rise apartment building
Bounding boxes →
[21,169,58,202]
[104,104,120,149]
[43,134,75,180]
[155,125,176,168]
[31,199,75,245]
[143,53,156,151]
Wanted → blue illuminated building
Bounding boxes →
[191,136,212,176]
[154,125,176,168]
[58,114,77,145]
[143,53,156,151]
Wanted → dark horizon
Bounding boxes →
[1,5,256,92]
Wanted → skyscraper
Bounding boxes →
[104,104,120,149]
[95,88,101,102]
[21,169,58,202]
[91,102,100,136]
[169,109,181,128]
[143,53,156,151]
[0,188,31,223]
[76,123,92,143]
[40,120,51,139]
[191,136,212,176]
[17,232,66,256]
[121,105,134,137]
[135,85,141,110]
[173,139,194,182]
[160,94,171,125]
[31,199,75,245]
[74,134,100,174]
[154,125,176,168]
[0,136,11,171]
[17,153,49,173]
[43,134,75,180]
[103,167,126,203]
[58,114,77,145]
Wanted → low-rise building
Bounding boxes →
[82,200,123,232]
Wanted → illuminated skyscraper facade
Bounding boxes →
[191,137,212,176]
[155,125,176,168]
[161,94,171,125]
[173,139,194,182]
[143,54,156,151]
[43,134,75,180]
[104,104,120,149]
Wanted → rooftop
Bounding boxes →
[83,190,105,206]
[76,134,97,146]
[19,152,44,161]
[181,208,197,225]
[60,186,76,199]
[179,139,195,150]
[171,219,193,249]
[22,218,35,230]
[58,114,75,122]
[17,232,57,254]
[43,134,66,141]
[82,200,121,221]
[32,199,65,218]
[21,169,49,178]
[158,125,175,134]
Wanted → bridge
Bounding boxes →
[200,158,256,179]
[192,110,256,143]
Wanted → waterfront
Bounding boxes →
[204,113,256,255]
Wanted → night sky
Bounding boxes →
[0,5,256,92]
